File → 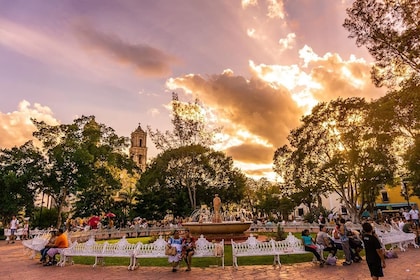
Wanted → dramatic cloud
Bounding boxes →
[251,46,385,110]
[167,70,303,165]
[167,46,386,172]
[0,101,59,149]
[75,24,180,77]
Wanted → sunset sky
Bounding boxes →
[0,0,387,180]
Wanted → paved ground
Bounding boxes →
[1,240,419,279]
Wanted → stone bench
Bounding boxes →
[231,233,314,268]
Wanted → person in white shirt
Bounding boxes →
[409,206,419,227]
[403,208,411,221]
[9,215,19,244]
[398,217,406,231]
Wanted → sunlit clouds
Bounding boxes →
[0,101,59,148]
[0,0,387,180]
[167,45,385,178]
[278,33,296,51]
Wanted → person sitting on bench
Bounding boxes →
[43,229,68,266]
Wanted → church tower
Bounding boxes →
[129,123,147,172]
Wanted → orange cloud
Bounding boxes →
[0,101,59,149]
[167,46,386,170]
[168,71,303,155]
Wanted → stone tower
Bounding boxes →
[129,123,147,172]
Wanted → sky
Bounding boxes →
[0,0,387,180]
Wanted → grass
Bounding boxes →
[65,235,352,268]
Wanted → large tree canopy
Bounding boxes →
[33,115,138,227]
[273,98,396,221]
[369,81,420,195]
[343,0,420,88]
[0,141,45,224]
[135,145,246,220]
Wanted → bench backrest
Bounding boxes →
[195,235,224,257]
[134,235,167,257]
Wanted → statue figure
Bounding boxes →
[212,194,222,223]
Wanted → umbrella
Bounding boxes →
[88,216,100,228]
[106,212,116,218]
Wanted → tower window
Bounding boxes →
[139,139,142,147]
[138,155,142,163]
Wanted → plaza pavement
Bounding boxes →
[1,240,419,280]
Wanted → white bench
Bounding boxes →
[59,236,137,268]
[191,235,224,268]
[377,227,419,251]
[5,228,24,241]
[231,233,314,268]
[59,236,105,267]
[132,235,225,270]
[21,232,51,259]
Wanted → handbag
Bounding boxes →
[165,245,177,256]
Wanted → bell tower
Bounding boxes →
[129,123,147,172]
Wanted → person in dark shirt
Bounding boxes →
[362,222,386,279]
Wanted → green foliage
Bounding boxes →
[369,82,420,197]
[273,98,397,221]
[0,141,45,225]
[303,206,328,224]
[276,224,287,241]
[31,115,138,227]
[343,0,420,88]
[134,145,246,220]
[32,207,60,229]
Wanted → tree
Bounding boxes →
[273,98,396,221]
[33,116,137,227]
[343,0,420,88]
[0,141,45,225]
[368,81,420,195]
[147,92,220,151]
[135,145,246,220]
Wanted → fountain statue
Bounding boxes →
[212,194,222,223]
[182,194,252,236]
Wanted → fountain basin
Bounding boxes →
[182,221,252,235]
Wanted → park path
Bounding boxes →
[1,240,419,279]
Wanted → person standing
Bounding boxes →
[338,218,352,266]
[362,222,386,279]
[9,215,19,244]
[409,205,419,227]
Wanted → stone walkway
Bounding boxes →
[1,240,419,279]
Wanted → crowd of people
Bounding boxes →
[301,205,419,280]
